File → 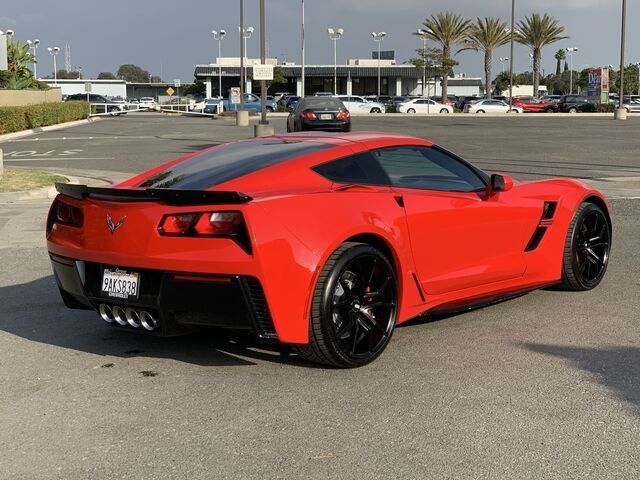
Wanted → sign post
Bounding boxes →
[230,87,241,110]
[587,68,610,105]
[85,82,92,117]
[174,79,181,107]
[0,34,7,72]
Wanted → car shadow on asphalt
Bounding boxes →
[0,275,315,369]
[523,342,640,417]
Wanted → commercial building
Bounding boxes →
[43,79,193,100]
[194,57,482,98]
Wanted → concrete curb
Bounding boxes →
[0,117,102,143]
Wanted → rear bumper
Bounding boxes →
[301,119,350,131]
[50,253,278,341]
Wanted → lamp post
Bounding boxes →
[637,62,640,96]
[47,46,60,86]
[239,25,254,93]
[27,39,40,78]
[327,27,344,94]
[371,31,386,98]
[212,29,226,97]
[417,29,431,97]
[508,0,516,110]
[301,0,305,97]
[615,0,627,120]
[566,47,578,94]
[499,57,509,74]
[1,29,14,37]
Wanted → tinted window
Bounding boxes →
[373,146,487,192]
[140,140,330,189]
[297,97,344,110]
[313,153,389,185]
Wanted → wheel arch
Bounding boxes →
[582,194,613,238]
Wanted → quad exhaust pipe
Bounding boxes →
[99,304,158,331]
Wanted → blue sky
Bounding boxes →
[2,0,637,81]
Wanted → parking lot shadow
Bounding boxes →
[0,275,307,368]
[523,342,640,416]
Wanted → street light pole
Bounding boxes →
[301,0,305,97]
[499,57,509,74]
[616,0,627,119]
[27,39,40,78]
[508,0,515,110]
[47,47,60,86]
[239,26,254,93]
[327,28,343,94]
[239,0,245,110]
[371,32,386,98]
[417,29,430,97]
[212,30,226,97]
[259,0,268,127]
[566,47,578,94]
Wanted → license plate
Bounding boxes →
[101,268,140,300]
[320,114,333,120]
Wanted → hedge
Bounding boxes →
[0,101,89,135]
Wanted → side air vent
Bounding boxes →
[525,226,548,252]
[243,278,278,341]
[542,201,557,220]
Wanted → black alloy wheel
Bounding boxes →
[560,202,611,291]
[294,242,398,367]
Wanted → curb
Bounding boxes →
[0,117,102,143]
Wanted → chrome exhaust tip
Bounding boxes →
[99,304,114,323]
[125,308,141,328]
[139,311,158,331]
[112,306,127,326]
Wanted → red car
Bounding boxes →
[512,96,558,113]
[47,133,612,367]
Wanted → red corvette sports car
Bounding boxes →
[47,133,612,367]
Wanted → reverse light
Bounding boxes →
[50,199,84,229]
[194,212,243,235]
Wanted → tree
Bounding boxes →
[0,38,39,90]
[461,17,510,98]
[97,71,116,80]
[54,69,81,79]
[419,12,471,103]
[150,75,162,83]
[116,64,152,83]
[516,13,568,96]
[554,49,566,75]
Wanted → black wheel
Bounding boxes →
[266,106,274,113]
[286,120,291,132]
[109,107,120,116]
[476,109,485,113]
[407,108,416,114]
[294,242,398,368]
[440,108,449,114]
[568,107,578,113]
[370,107,381,113]
[560,203,611,291]
[342,124,352,132]
[546,108,555,113]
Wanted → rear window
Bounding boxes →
[139,139,330,190]
[298,98,344,109]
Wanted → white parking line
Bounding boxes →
[5,157,115,162]
[3,135,155,143]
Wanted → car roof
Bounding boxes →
[273,131,433,147]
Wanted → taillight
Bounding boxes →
[49,199,84,230]
[336,109,350,120]
[301,109,317,120]
[159,211,250,253]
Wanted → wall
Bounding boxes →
[0,88,62,106]
[43,80,127,99]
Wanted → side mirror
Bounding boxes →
[489,174,514,193]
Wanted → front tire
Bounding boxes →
[293,242,398,368]
[568,107,578,113]
[560,202,611,291]
[370,107,382,113]
[407,108,416,114]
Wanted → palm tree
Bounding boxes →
[0,38,37,89]
[461,17,510,99]
[516,13,568,96]
[420,12,471,103]
[554,48,566,75]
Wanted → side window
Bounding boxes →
[353,97,364,103]
[372,146,487,192]
[312,152,389,185]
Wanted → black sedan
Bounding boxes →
[286,97,351,132]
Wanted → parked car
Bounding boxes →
[203,99,224,114]
[273,92,293,103]
[540,95,562,103]
[138,97,157,109]
[285,96,301,111]
[314,92,335,97]
[398,98,453,114]
[464,99,523,114]
[334,95,385,114]
[622,96,640,113]
[557,95,590,113]
[49,133,612,367]
[222,93,277,112]
[65,94,127,116]
[287,96,350,132]
[456,96,482,111]
[511,96,558,113]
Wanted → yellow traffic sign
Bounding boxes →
[166,87,175,96]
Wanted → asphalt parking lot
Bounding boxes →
[1,114,639,479]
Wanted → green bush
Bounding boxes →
[0,101,89,135]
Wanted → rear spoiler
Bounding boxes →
[55,183,252,205]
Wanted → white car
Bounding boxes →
[464,99,523,114]
[138,97,157,109]
[334,95,385,114]
[398,98,453,114]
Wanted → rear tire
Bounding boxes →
[559,202,611,291]
[293,242,398,368]
[569,107,578,114]
[370,107,381,113]
[440,108,449,114]
[407,108,416,114]
[476,110,485,114]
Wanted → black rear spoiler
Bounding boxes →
[55,183,252,205]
